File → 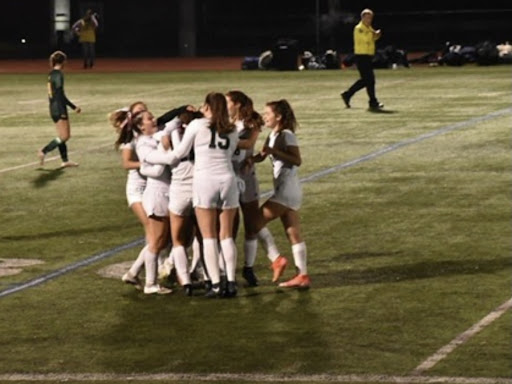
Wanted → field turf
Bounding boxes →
[0,64,510,384]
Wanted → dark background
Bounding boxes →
[1,0,511,59]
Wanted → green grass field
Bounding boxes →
[0,64,510,384]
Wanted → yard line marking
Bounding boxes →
[0,107,510,299]
[412,297,512,374]
[0,142,113,174]
[0,85,195,119]
[0,238,144,298]
[0,372,510,383]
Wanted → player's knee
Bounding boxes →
[286,227,302,244]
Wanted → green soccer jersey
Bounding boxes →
[47,69,76,120]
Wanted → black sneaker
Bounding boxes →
[242,266,259,287]
[369,102,384,111]
[204,280,212,292]
[341,92,351,108]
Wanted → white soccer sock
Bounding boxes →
[144,249,158,286]
[173,246,191,285]
[292,242,308,275]
[202,238,220,285]
[220,237,237,282]
[244,238,258,267]
[129,244,148,277]
[190,237,201,273]
[257,227,280,262]
[167,247,175,268]
[218,247,227,277]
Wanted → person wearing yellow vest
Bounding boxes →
[341,9,384,111]
[72,9,98,69]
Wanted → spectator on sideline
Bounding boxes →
[341,8,384,111]
[72,9,98,69]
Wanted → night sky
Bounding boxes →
[1,1,511,58]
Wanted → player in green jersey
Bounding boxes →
[38,51,81,168]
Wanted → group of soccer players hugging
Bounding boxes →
[109,90,310,298]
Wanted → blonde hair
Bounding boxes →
[361,9,373,18]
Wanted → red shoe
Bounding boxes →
[271,255,288,282]
[279,274,311,288]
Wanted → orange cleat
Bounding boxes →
[271,255,288,282]
[278,274,311,289]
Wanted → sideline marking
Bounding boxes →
[0,142,113,174]
[413,297,512,374]
[0,238,144,299]
[0,372,510,384]
[0,107,510,299]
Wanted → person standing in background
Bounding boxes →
[341,8,384,111]
[72,9,98,69]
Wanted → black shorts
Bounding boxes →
[51,112,68,123]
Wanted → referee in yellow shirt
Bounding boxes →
[341,9,384,111]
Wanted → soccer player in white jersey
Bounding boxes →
[133,110,173,295]
[145,92,239,298]
[226,90,285,287]
[160,109,203,296]
[245,99,310,288]
[109,101,150,290]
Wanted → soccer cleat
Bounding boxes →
[122,272,142,290]
[222,281,237,298]
[37,149,45,166]
[143,284,172,295]
[183,284,193,297]
[278,274,311,288]
[242,266,259,287]
[271,255,288,282]
[205,283,221,298]
[341,92,351,108]
[61,161,79,168]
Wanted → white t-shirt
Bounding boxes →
[268,129,298,179]
[170,127,194,184]
[136,134,171,190]
[119,139,146,185]
[170,117,239,176]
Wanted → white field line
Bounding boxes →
[0,85,181,119]
[0,142,113,174]
[412,297,512,374]
[0,372,510,383]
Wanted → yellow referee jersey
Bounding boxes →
[353,21,379,55]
